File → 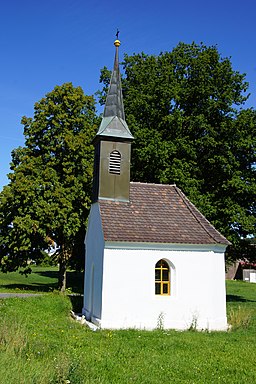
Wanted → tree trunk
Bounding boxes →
[58,255,67,292]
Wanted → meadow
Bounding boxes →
[0,267,255,384]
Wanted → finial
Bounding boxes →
[114,29,121,47]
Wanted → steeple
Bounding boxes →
[95,39,134,141]
[103,39,125,120]
[92,37,133,203]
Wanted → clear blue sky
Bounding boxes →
[0,0,255,191]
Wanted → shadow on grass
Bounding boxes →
[226,294,256,303]
[34,270,84,294]
[34,270,84,293]
[0,270,84,294]
[69,294,84,313]
[34,270,59,278]
[66,271,84,294]
[0,282,58,292]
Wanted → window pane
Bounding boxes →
[155,283,161,294]
[161,260,168,268]
[162,270,169,281]
[155,270,161,281]
[163,283,169,294]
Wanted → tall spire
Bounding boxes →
[103,39,125,120]
[95,37,133,141]
[92,35,133,203]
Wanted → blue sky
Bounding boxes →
[0,0,255,191]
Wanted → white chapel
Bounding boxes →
[82,38,230,331]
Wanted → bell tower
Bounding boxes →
[92,38,134,202]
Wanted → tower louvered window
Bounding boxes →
[109,150,121,175]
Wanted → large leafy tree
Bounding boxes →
[99,42,256,261]
[0,83,98,290]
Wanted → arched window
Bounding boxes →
[109,150,121,175]
[155,259,170,295]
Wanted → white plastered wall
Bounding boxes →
[83,203,104,324]
[99,244,227,331]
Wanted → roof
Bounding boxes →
[96,116,133,140]
[95,40,134,141]
[98,182,230,245]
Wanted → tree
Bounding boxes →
[99,42,256,261]
[0,83,98,291]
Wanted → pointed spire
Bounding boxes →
[95,37,133,141]
[103,39,125,120]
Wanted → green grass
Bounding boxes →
[0,266,84,294]
[0,270,255,383]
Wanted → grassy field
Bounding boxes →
[0,266,84,294]
[0,267,255,384]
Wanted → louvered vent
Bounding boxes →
[109,150,121,175]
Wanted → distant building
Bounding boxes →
[226,260,256,282]
[82,38,230,330]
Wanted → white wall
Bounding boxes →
[83,203,104,324]
[99,246,227,330]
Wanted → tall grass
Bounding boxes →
[228,305,252,330]
[0,271,255,383]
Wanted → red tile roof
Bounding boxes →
[98,182,230,245]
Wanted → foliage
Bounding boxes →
[0,83,98,290]
[99,42,256,261]
[0,276,255,383]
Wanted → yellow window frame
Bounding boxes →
[155,259,170,295]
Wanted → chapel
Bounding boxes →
[82,38,230,330]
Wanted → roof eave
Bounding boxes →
[104,241,229,252]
